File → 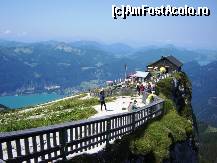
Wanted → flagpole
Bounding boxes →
[124,64,127,80]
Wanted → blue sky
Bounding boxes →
[0,0,217,49]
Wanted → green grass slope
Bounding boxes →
[0,94,115,132]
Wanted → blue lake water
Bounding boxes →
[0,93,64,109]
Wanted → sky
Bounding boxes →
[0,0,217,49]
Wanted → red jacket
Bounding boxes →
[140,85,145,92]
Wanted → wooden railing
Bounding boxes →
[0,97,164,163]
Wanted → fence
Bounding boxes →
[0,97,164,163]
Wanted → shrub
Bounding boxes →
[129,109,193,161]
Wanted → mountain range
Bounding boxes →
[184,61,217,127]
[1,40,217,95]
[0,40,217,126]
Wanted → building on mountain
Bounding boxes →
[128,71,151,83]
[147,55,183,73]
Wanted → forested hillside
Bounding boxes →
[1,40,216,96]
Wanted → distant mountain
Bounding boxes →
[198,122,217,163]
[184,61,217,127]
[70,41,135,57]
[0,40,137,95]
[130,46,217,66]
[0,40,217,96]
[0,40,29,48]
[106,43,134,57]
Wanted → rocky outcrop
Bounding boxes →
[164,139,199,163]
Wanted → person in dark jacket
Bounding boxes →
[136,83,140,96]
[99,90,107,111]
[147,82,152,93]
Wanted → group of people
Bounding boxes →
[136,81,156,96]
[98,81,157,112]
[127,91,156,112]
[128,81,157,111]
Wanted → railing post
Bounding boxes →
[132,112,136,132]
[106,118,111,145]
[59,128,67,161]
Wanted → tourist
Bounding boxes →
[127,102,133,112]
[99,89,107,111]
[147,82,152,93]
[136,83,140,96]
[132,100,138,110]
[144,82,148,92]
[146,92,156,105]
[128,100,137,111]
[140,84,145,95]
[151,83,156,92]
[142,91,148,104]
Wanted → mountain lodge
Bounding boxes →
[147,55,183,73]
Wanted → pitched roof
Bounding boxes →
[165,56,183,67]
[147,55,183,67]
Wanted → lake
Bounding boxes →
[0,93,64,109]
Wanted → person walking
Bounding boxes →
[99,90,107,111]
[136,83,140,96]
[147,82,152,93]
[140,84,145,95]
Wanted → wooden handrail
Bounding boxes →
[0,97,164,163]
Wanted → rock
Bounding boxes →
[164,140,199,163]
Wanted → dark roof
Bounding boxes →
[147,55,183,67]
[165,56,183,67]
